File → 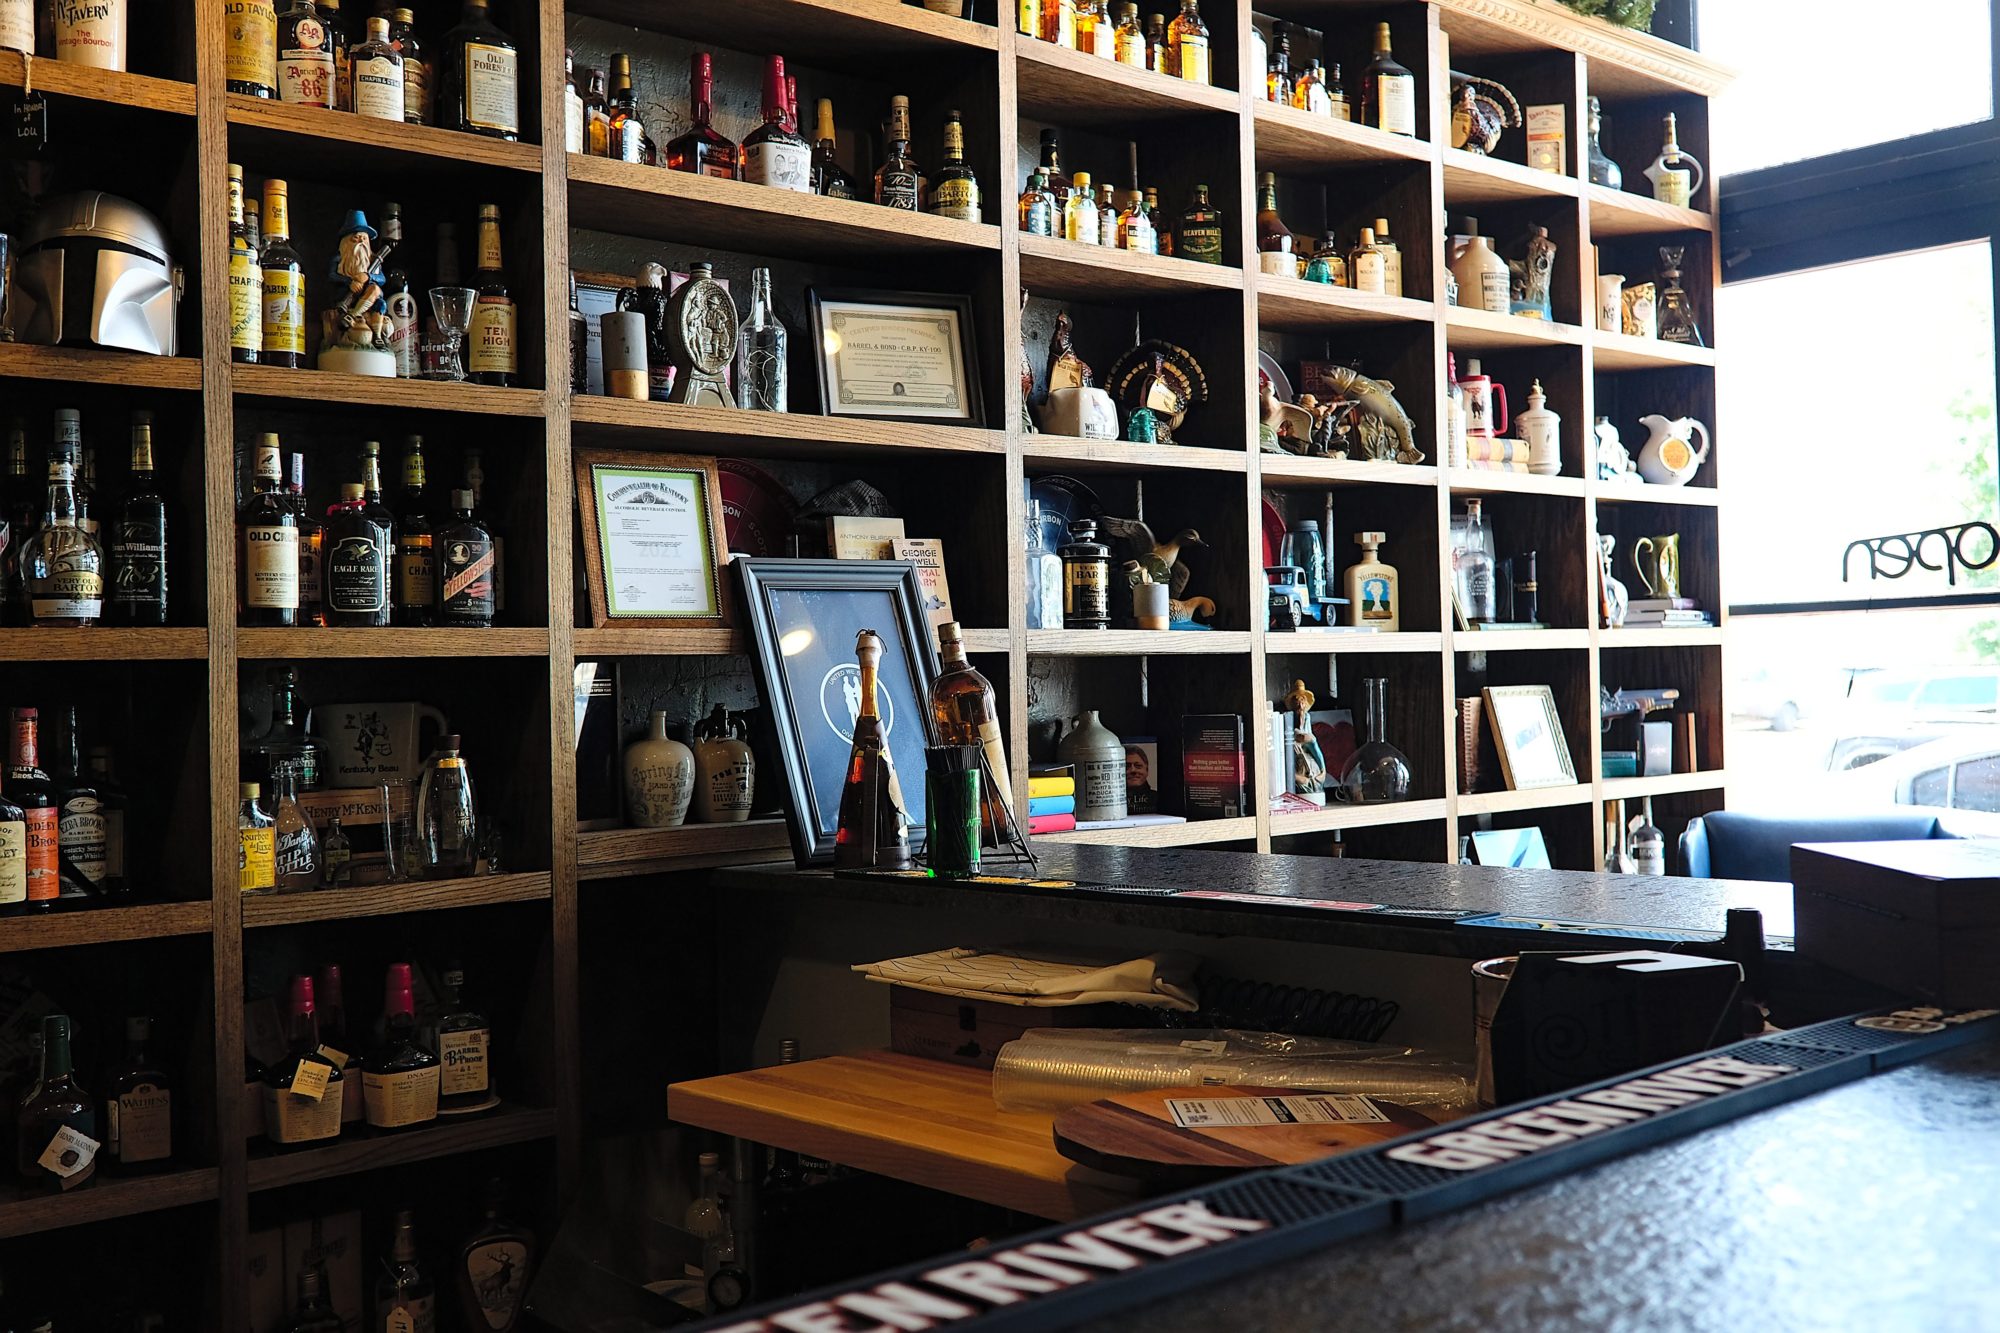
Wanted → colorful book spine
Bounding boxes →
[1027,794,1075,817]
[1027,813,1077,835]
[1026,775,1075,799]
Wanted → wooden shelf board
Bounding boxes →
[0,901,211,954]
[1258,456,1438,488]
[1013,34,1240,122]
[1445,306,1587,351]
[1441,147,1580,205]
[246,1103,557,1192]
[0,629,206,660]
[571,396,1006,461]
[1267,631,1444,655]
[568,154,1003,261]
[241,872,553,928]
[1598,626,1723,649]
[1018,233,1242,301]
[0,52,194,114]
[0,343,200,390]
[1454,628,1593,651]
[1456,782,1596,817]
[959,629,1011,654]
[574,626,746,657]
[1592,482,1721,508]
[1252,100,1432,174]
[1591,331,1718,372]
[1433,0,1734,97]
[1021,437,1247,474]
[1602,771,1727,801]
[1254,273,1436,333]
[225,96,542,176]
[236,628,551,658]
[1037,815,1258,848]
[1268,798,1451,837]
[231,364,547,416]
[0,1166,219,1241]
[1586,184,1714,237]
[1446,468,1588,498]
[580,820,792,880]
[1024,629,1251,655]
[566,0,997,61]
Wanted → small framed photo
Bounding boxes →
[1483,685,1576,789]
[574,448,729,628]
[807,288,984,426]
[1469,827,1552,869]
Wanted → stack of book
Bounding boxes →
[1623,597,1712,628]
[1463,438,1530,472]
[1026,765,1075,835]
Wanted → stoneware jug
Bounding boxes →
[1635,414,1711,486]
[1515,379,1561,476]
[691,704,755,823]
[624,710,694,827]
[1058,711,1128,824]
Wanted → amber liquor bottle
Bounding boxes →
[10,708,59,912]
[0,749,26,916]
[275,0,334,108]
[363,963,440,1131]
[322,483,391,628]
[582,64,609,155]
[605,52,652,164]
[809,99,855,198]
[1360,21,1416,137]
[24,416,106,628]
[316,962,364,1126]
[238,434,299,627]
[259,179,307,369]
[393,435,435,626]
[110,412,168,626]
[437,0,519,140]
[437,490,496,628]
[466,204,517,386]
[227,0,279,97]
[929,621,1017,840]
[102,1016,173,1173]
[741,55,811,192]
[666,52,739,179]
[389,5,427,125]
[931,110,981,221]
[436,965,492,1109]
[15,1014,95,1192]
[264,975,344,1148]
[288,451,323,628]
[51,704,104,903]
[874,95,920,210]
[456,1178,534,1330]
[228,165,262,364]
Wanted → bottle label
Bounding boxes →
[1354,250,1386,294]
[933,178,979,222]
[229,245,263,352]
[1116,28,1146,65]
[1064,563,1109,623]
[467,299,517,375]
[53,0,123,69]
[1478,267,1511,314]
[31,566,104,621]
[1178,224,1223,264]
[466,1240,530,1329]
[24,807,56,903]
[1124,213,1156,254]
[386,290,419,375]
[464,41,519,134]
[404,56,429,122]
[1078,755,1126,821]
[439,1026,490,1096]
[239,824,274,890]
[264,1079,342,1143]
[297,530,322,615]
[1023,197,1052,236]
[0,820,23,906]
[327,534,388,612]
[225,0,276,87]
[396,534,435,606]
[354,54,402,119]
[58,795,106,885]
[877,164,919,210]
[0,0,31,53]
[290,1059,332,1100]
[1378,74,1415,136]
[978,719,1015,813]
[1258,250,1295,277]
[35,1123,99,1189]
[275,823,317,879]
[614,118,647,164]
[742,139,812,193]
[1176,33,1210,84]
[277,27,333,107]
[440,537,496,619]
[383,1296,436,1333]
[564,89,585,153]
[113,1083,172,1164]
[111,521,165,608]
[262,268,305,355]
[1380,247,1402,296]
[243,523,299,608]
[363,1064,440,1128]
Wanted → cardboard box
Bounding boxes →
[888,986,1120,1070]
[1792,840,2000,1006]
[1526,104,1566,174]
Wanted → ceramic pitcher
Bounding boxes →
[1635,414,1711,486]
[1631,534,1681,600]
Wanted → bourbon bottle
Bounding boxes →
[362,963,439,1131]
[929,622,1017,839]
[665,53,739,179]
[741,55,811,192]
[8,709,57,912]
[263,975,344,1148]
[436,0,518,140]
[466,204,517,386]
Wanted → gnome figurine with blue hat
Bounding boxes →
[318,207,398,377]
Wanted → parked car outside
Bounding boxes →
[1822,667,2000,770]
[1824,730,2000,834]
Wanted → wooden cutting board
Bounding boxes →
[1053,1085,1434,1185]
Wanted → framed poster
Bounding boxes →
[735,558,940,866]
[1483,685,1577,790]
[807,288,984,426]
[574,448,728,628]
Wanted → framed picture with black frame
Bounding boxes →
[806,288,984,427]
[735,558,941,866]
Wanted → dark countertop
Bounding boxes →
[1077,1038,2000,1332]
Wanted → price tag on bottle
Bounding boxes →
[36,1124,99,1187]
[289,1060,332,1101]
[317,1044,350,1070]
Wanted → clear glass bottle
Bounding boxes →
[1630,798,1667,874]
[1025,501,1064,630]
[1337,678,1412,804]
[418,733,478,877]
[734,268,788,413]
[561,46,582,150]
[1018,168,1055,236]
[375,1210,437,1328]
[1113,2,1145,65]
[1585,95,1621,189]
[1644,112,1702,207]
[1167,0,1209,84]
[1655,245,1704,346]
[1064,170,1098,244]
[284,1265,343,1333]
[271,761,319,890]
[25,411,105,627]
[1460,498,1497,622]
[237,433,298,626]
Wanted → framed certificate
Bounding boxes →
[574,449,729,628]
[807,288,984,426]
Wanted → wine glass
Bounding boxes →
[427,286,478,381]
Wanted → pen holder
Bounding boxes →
[924,746,982,875]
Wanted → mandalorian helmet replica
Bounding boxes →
[11,191,183,356]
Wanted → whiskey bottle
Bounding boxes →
[873,96,920,210]
[605,53,652,164]
[930,622,1018,840]
[15,1015,95,1192]
[320,0,351,110]
[463,446,505,614]
[734,269,788,414]
[109,411,167,626]
[437,489,496,627]
[833,630,913,870]
[667,53,740,179]
[1018,169,1054,236]
[285,1266,343,1333]
[239,782,275,891]
[581,64,609,156]
[1360,22,1416,137]
[246,665,325,790]
[360,439,397,538]
[227,0,278,97]
[1041,0,1076,48]
[275,0,334,108]
[0,747,25,915]
[1585,96,1621,189]
[562,47,583,151]
[741,55,811,192]
[456,1178,534,1331]
[1254,172,1294,276]
[1145,10,1167,71]
[1167,0,1209,84]
[263,975,343,1147]
[376,1210,437,1329]
[316,962,364,1125]
[350,15,403,120]
[289,451,323,627]
[567,273,589,393]
[393,435,435,626]
[931,110,981,222]
[1097,183,1119,246]
[380,203,419,378]
[51,705,104,902]
[1145,184,1169,255]
[324,483,390,626]
[437,0,518,140]
[9,709,58,912]
[238,434,299,626]
[1373,216,1402,296]
[1350,225,1386,293]
[809,98,855,198]
[260,180,307,370]
[101,1016,172,1173]
[24,415,105,627]
[1326,61,1350,122]
[1075,0,1104,55]
[86,746,126,897]
[246,193,263,255]
[1113,2,1145,65]
[436,965,492,1110]
[1064,170,1097,243]
[320,816,351,886]
[467,204,517,386]
[272,761,319,888]
[389,7,428,125]
[1175,183,1224,264]
[1265,20,1291,102]
[1035,126,1071,207]
[364,963,440,1130]
[1117,189,1155,253]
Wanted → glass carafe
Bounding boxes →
[416,733,478,878]
[1337,677,1412,804]
[1655,246,1704,347]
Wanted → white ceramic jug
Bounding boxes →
[1635,414,1710,486]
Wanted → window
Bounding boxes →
[1952,754,2000,810]
[1911,767,1951,807]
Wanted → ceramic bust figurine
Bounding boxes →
[624,710,694,827]
[318,209,397,377]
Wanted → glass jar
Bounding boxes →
[1337,678,1412,804]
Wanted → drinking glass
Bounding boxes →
[382,778,423,881]
[427,286,479,381]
